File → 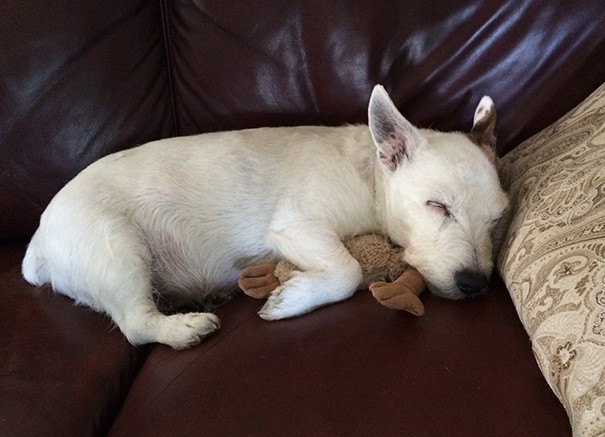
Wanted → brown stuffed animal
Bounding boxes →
[238,234,427,316]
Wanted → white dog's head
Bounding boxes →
[368,85,509,300]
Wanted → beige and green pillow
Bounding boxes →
[498,82,605,436]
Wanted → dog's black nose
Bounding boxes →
[455,270,488,296]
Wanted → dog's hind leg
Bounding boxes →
[109,282,220,350]
[41,222,220,350]
[96,253,221,349]
[117,300,220,350]
[259,223,363,320]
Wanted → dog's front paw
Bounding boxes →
[258,272,357,320]
[257,279,319,320]
[258,284,312,320]
[258,287,287,320]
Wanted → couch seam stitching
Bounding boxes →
[160,0,179,136]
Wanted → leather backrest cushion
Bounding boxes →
[3,0,605,241]
[0,0,174,240]
[166,1,605,150]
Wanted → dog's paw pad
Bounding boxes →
[159,312,221,349]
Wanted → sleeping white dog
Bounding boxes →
[23,85,508,349]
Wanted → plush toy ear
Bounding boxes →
[469,96,497,162]
[368,85,422,171]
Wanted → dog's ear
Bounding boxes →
[368,85,422,172]
[470,96,497,163]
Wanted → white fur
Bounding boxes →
[22,86,508,349]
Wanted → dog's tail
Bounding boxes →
[22,230,49,286]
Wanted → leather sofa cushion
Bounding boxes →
[109,278,570,436]
[0,245,147,436]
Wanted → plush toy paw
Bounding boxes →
[369,281,425,316]
[238,262,280,299]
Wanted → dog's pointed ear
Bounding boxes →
[470,96,497,162]
[368,85,422,172]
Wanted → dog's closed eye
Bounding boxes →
[426,200,452,219]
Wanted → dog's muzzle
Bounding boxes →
[455,269,489,296]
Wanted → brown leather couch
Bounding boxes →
[2,1,605,435]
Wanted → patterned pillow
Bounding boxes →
[498,82,605,436]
